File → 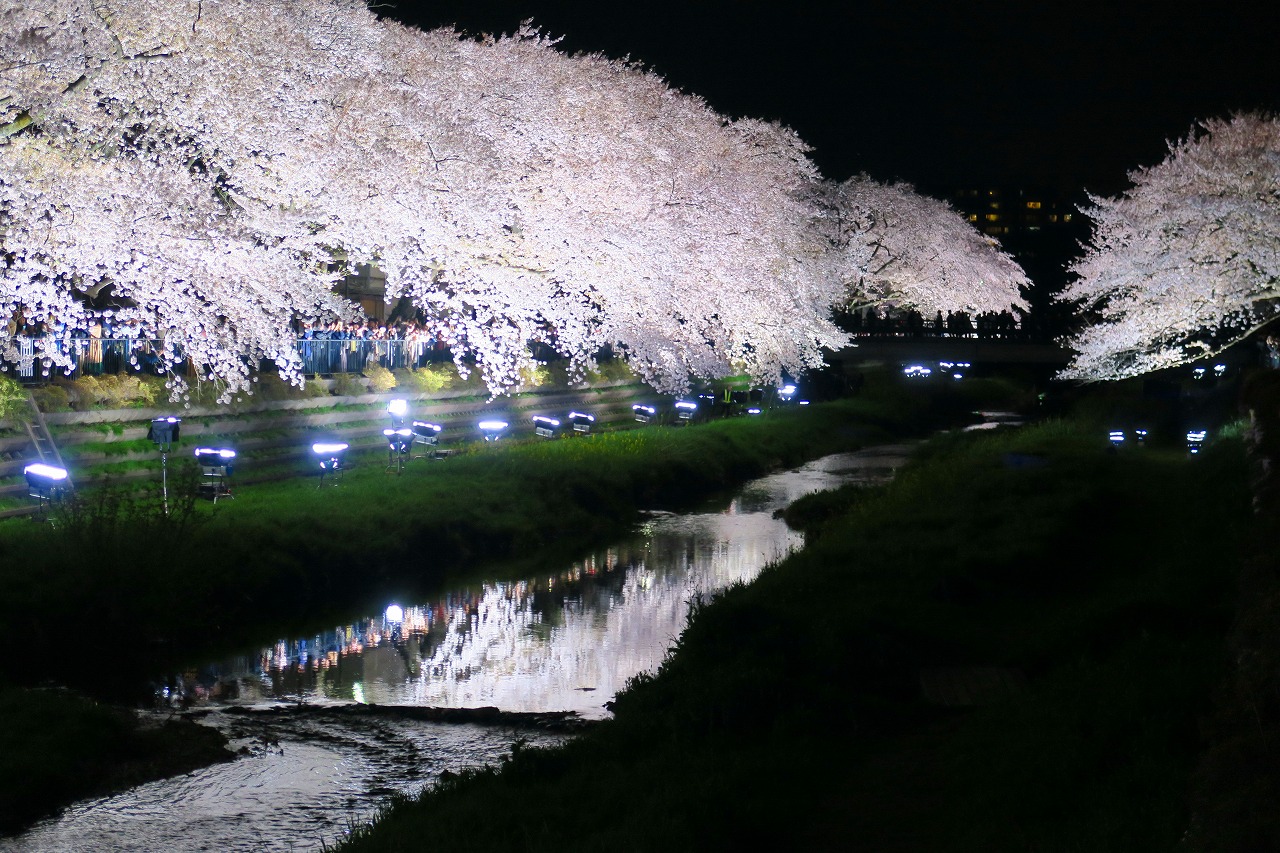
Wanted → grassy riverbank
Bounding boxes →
[0,373,1023,835]
[335,419,1254,852]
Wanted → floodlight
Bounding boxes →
[903,365,931,378]
[1193,367,1206,380]
[778,384,797,403]
[1135,429,1149,444]
[24,462,68,502]
[674,400,697,423]
[747,407,762,415]
[383,427,413,473]
[532,415,561,438]
[387,398,408,425]
[1108,430,1125,447]
[1213,364,1227,376]
[385,604,404,623]
[478,419,508,441]
[798,400,810,406]
[194,447,236,502]
[412,421,443,458]
[147,416,181,449]
[632,404,656,424]
[312,441,349,484]
[1186,430,1207,455]
[568,411,595,435]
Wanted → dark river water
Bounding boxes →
[4,445,913,853]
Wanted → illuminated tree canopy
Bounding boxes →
[821,175,1029,316]
[2,0,1025,399]
[1059,113,1280,381]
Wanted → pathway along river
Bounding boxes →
[5,444,914,853]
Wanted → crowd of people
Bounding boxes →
[844,308,1025,340]
[2,315,462,378]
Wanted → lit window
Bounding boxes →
[966,214,978,222]
[1026,201,1041,209]
[985,213,1000,222]
[1048,214,1059,223]
[1063,214,1073,222]
[989,201,1000,209]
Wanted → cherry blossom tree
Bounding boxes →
[2,0,1024,401]
[820,175,1029,316]
[1059,113,1280,381]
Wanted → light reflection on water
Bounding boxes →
[5,446,911,853]
[172,446,911,719]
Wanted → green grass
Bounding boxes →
[333,420,1253,853]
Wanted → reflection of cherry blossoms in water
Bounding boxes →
[182,447,910,719]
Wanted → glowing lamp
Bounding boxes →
[532,415,561,438]
[632,404,656,424]
[387,398,408,425]
[411,421,443,459]
[385,604,404,623]
[1186,430,1207,454]
[24,462,68,492]
[903,365,931,378]
[147,416,181,449]
[778,384,797,403]
[479,419,508,441]
[1108,430,1125,446]
[674,400,697,422]
[312,442,349,484]
[24,462,69,514]
[747,407,762,415]
[194,447,236,501]
[384,427,412,452]
[569,411,595,434]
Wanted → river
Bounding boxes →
[4,444,913,853]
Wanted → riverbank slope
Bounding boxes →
[337,420,1256,852]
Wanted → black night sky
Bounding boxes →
[381,0,1278,198]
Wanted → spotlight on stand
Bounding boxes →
[1135,429,1149,445]
[383,427,413,473]
[568,411,595,435]
[674,400,697,424]
[385,604,404,624]
[746,407,763,416]
[478,419,508,442]
[777,384,797,403]
[532,415,561,438]
[147,416,181,450]
[411,421,443,459]
[632,404,656,424]
[148,416,182,514]
[387,398,408,426]
[24,462,69,520]
[193,447,236,502]
[1186,429,1207,455]
[1108,430,1126,448]
[312,441,349,485]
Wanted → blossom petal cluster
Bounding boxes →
[1059,113,1280,381]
